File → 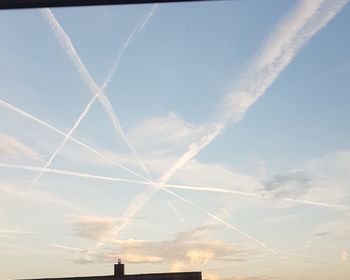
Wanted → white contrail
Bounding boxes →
[163,182,348,210]
[140,4,158,31]
[168,201,186,224]
[28,95,98,188]
[0,99,149,182]
[1,161,346,210]
[41,8,95,92]
[41,7,156,180]
[164,188,278,255]
[158,124,224,184]
[98,3,158,92]
[51,244,87,252]
[0,162,148,186]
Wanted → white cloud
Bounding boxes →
[129,113,215,155]
[0,181,84,211]
[66,216,123,242]
[0,133,42,161]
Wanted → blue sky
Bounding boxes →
[1,1,350,279]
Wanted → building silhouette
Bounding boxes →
[23,261,202,280]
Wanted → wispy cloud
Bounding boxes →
[66,216,123,242]
[0,133,42,161]
[0,181,84,211]
[129,112,215,156]
[259,151,350,207]
[313,216,350,241]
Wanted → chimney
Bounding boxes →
[114,259,125,277]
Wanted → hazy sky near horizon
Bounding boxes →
[1,0,350,279]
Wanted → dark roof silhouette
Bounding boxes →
[22,262,202,280]
[26,272,202,280]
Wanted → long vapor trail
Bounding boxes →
[41,6,156,181]
[158,124,224,184]
[102,0,348,257]
[164,188,278,255]
[28,95,98,188]
[168,201,186,224]
[1,161,346,210]
[0,99,149,182]
[140,4,158,31]
[159,0,349,186]
[0,162,147,186]
[163,182,348,210]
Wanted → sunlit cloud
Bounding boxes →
[129,112,215,156]
[341,251,348,263]
[70,224,258,267]
[66,216,124,242]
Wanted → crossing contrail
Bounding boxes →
[158,0,349,188]
[0,99,149,182]
[41,6,156,181]
[10,0,345,260]
[1,161,346,210]
[28,95,98,188]
[100,0,349,257]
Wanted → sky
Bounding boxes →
[0,0,350,279]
